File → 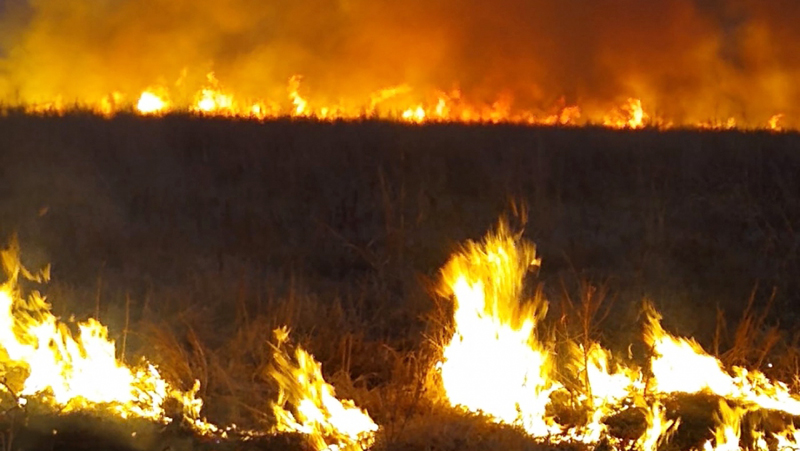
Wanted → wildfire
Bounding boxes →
[0,238,209,426]
[436,221,800,450]
[0,236,378,450]
[436,222,561,437]
[5,71,791,130]
[9,208,800,451]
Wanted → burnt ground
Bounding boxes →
[0,112,799,450]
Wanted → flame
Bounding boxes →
[192,73,235,115]
[3,68,792,129]
[645,305,800,416]
[436,221,800,449]
[0,239,213,429]
[603,98,650,129]
[0,237,378,447]
[637,402,679,451]
[401,105,426,123]
[288,75,309,117]
[136,90,168,115]
[437,222,563,437]
[1,69,797,131]
[768,113,784,131]
[702,401,746,451]
[269,327,377,451]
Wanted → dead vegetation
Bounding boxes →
[1,112,800,449]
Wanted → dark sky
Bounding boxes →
[0,0,798,124]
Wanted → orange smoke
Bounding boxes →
[0,0,797,128]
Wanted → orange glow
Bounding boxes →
[0,0,797,130]
[4,76,793,130]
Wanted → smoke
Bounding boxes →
[0,0,797,123]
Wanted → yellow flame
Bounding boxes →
[603,98,650,129]
[437,221,564,437]
[644,304,800,416]
[136,91,168,114]
[638,402,679,451]
[192,73,235,115]
[288,75,308,116]
[0,239,215,431]
[436,221,800,449]
[768,113,784,131]
[0,238,374,445]
[702,401,746,451]
[401,105,426,123]
[269,327,377,451]
[9,72,793,130]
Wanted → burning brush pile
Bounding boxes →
[3,219,800,451]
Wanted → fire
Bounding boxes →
[401,105,426,123]
[269,327,377,451]
[603,98,650,129]
[637,402,679,451]
[136,91,168,115]
[0,236,379,448]
[2,69,791,129]
[702,401,747,451]
[288,75,309,117]
[192,73,235,115]
[768,114,784,131]
[436,221,800,449]
[645,304,800,416]
[437,222,561,437]
[0,239,210,426]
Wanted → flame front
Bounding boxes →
[3,71,792,130]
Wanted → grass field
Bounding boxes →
[1,112,799,450]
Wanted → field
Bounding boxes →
[1,112,800,450]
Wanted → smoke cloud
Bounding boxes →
[0,0,798,124]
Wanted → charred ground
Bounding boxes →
[0,112,799,450]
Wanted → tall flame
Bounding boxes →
[437,222,564,437]
[437,221,800,450]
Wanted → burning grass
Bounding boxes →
[1,113,800,450]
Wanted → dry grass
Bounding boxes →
[1,112,800,448]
